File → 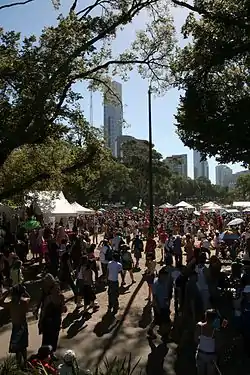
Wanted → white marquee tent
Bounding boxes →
[159,203,174,209]
[201,202,222,210]
[71,202,95,215]
[175,201,195,209]
[28,191,77,217]
[233,201,250,208]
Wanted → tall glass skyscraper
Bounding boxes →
[103,81,123,157]
[193,150,209,179]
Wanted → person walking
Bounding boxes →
[107,252,122,314]
[0,285,30,367]
[36,274,67,357]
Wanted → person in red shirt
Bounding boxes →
[29,346,58,375]
[145,235,157,260]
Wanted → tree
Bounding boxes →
[0,110,104,201]
[233,174,250,200]
[0,0,175,200]
[172,0,250,165]
[121,139,171,205]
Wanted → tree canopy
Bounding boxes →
[173,0,250,165]
[0,0,175,200]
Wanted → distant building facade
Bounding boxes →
[116,135,148,160]
[193,150,209,179]
[228,170,250,189]
[215,165,233,187]
[103,81,123,157]
[166,154,188,177]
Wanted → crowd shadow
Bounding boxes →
[95,276,145,367]
[66,315,88,339]
[93,311,119,337]
[138,302,152,329]
[62,309,82,330]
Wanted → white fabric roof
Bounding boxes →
[175,201,194,209]
[225,209,240,213]
[28,191,77,216]
[71,202,95,214]
[202,202,221,209]
[159,203,173,209]
[233,201,250,208]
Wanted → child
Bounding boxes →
[195,309,218,375]
[144,253,156,301]
[58,350,79,375]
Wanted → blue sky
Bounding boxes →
[0,0,244,183]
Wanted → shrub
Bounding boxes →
[0,354,142,375]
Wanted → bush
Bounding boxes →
[95,355,141,375]
[0,355,142,375]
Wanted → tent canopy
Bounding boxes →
[159,203,173,209]
[225,209,240,214]
[71,202,95,214]
[28,191,77,217]
[175,201,194,209]
[202,201,222,210]
[233,201,250,208]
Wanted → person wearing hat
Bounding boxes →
[58,350,82,375]
[0,284,30,366]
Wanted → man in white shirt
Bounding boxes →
[107,252,123,314]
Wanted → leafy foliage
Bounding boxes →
[0,0,175,200]
[173,0,250,165]
[95,355,141,375]
[233,174,250,200]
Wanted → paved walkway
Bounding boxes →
[0,249,178,374]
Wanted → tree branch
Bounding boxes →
[70,0,78,13]
[0,146,98,201]
[171,0,250,30]
[73,58,150,81]
[0,0,34,11]
[49,81,73,124]
[87,76,123,106]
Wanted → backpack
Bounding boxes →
[105,245,113,261]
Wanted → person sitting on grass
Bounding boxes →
[29,345,58,375]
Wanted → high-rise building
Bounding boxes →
[193,150,209,179]
[115,135,148,160]
[165,154,188,177]
[115,135,135,159]
[215,165,233,187]
[103,81,123,157]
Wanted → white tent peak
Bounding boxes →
[71,202,95,214]
[175,201,194,209]
[27,191,77,216]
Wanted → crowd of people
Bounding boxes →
[0,208,250,374]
